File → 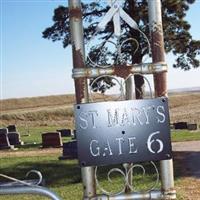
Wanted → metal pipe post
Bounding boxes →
[69,0,96,198]
[0,186,61,200]
[148,0,175,197]
[124,77,134,192]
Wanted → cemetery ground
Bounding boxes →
[0,91,200,199]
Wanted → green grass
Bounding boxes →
[0,156,164,200]
[0,127,198,199]
[0,154,186,199]
[16,126,73,150]
[0,156,81,200]
[171,130,200,142]
[8,126,200,151]
[17,127,200,150]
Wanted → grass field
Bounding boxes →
[0,150,194,200]
[0,92,200,199]
[0,153,186,200]
[0,126,200,199]
[1,126,199,151]
[171,130,200,142]
[1,92,200,127]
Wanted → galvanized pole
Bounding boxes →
[124,77,134,193]
[69,0,96,198]
[125,77,134,100]
[148,0,176,197]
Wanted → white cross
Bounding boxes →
[97,0,139,37]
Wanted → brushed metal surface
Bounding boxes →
[75,97,172,167]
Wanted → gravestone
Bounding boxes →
[59,141,77,160]
[0,128,8,135]
[57,129,71,137]
[7,132,23,146]
[174,122,188,130]
[42,132,62,148]
[7,125,17,132]
[0,133,12,150]
[187,123,198,131]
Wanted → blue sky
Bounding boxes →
[0,0,200,99]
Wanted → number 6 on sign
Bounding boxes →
[147,131,164,154]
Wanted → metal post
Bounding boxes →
[148,0,175,198]
[124,77,134,192]
[69,0,96,198]
[0,186,61,200]
[125,76,134,100]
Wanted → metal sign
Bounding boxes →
[75,97,172,167]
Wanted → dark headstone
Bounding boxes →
[59,141,77,160]
[7,132,23,145]
[187,124,198,131]
[57,129,71,137]
[7,125,17,132]
[42,132,62,148]
[0,133,12,150]
[174,122,188,130]
[0,128,8,135]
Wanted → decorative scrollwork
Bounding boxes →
[89,73,154,102]
[124,73,153,99]
[89,75,125,102]
[26,170,43,185]
[0,170,43,187]
[86,36,118,68]
[95,161,159,196]
[87,29,151,69]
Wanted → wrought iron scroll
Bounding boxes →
[0,170,43,187]
[95,161,159,196]
[89,75,125,102]
[89,73,153,102]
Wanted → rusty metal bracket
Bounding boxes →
[72,62,167,79]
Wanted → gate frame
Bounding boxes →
[69,0,176,199]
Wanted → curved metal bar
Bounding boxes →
[126,161,159,193]
[86,33,116,68]
[95,166,126,195]
[0,186,61,200]
[26,170,43,186]
[89,75,125,102]
[124,73,153,99]
[0,174,33,187]
[118,37,139,64]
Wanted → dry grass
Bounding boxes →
[176,177,200,200]
[169,92,200,124]
[0,92,200,126]
[0,92,200,199]
[0,94,75,111]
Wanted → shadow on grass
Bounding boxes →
[0,151,198,191]
[173,151,200,180]
[0,159,81,187]
[0,158,161,189]
[15,143,42,150]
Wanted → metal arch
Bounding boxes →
[124,73,154,99]
[89,75,125,102]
